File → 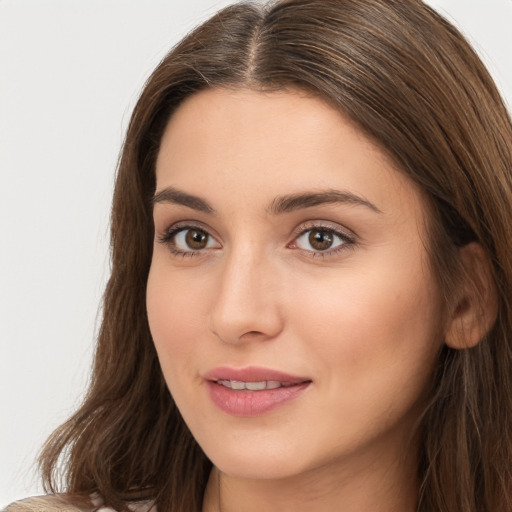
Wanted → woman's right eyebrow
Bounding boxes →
[152,186,215,214]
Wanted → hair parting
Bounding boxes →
[39,1,512,510]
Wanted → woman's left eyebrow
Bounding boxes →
[268,190,382,215]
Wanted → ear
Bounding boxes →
[444,242,498,349]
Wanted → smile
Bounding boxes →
[204,366,312,416]
[216,380,296,390]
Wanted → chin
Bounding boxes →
[202,438,315,480]
[215,457,303,481]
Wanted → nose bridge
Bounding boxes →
[209,240,283,344]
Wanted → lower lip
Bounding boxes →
[206,381,310,417]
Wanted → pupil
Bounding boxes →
[186,229,207,249]
[309,230,333,251]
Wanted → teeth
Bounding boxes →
[245,381,266,391]
[217,380,291,390]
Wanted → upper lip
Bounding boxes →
[203,366,311,384]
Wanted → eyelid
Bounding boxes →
[288,220,357,256]
[156,219,356,258]
[157,221,221,256]
[290,220,356,242]
[157,219,218,239]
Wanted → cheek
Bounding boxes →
[288,257,443,403]
[283,270,442,457]
[146,263,210,381]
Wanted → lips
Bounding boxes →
[204,366,311,417]
[216,380,294,390]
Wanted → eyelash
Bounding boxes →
[157,222,356,259]
[289,222,356,258]
[157,223,217,258]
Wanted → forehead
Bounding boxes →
[155,87,428,226]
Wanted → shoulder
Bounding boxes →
[2,494,93,512]
[2,495,156,512]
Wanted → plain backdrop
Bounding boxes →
[1,0,511,506]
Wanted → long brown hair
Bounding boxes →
[40,0,512,510]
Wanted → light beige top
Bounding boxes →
[2,494,156,512]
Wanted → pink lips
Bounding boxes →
[204,366,311,417]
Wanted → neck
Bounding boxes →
[202,442,419,512]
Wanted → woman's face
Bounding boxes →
[147,88,444,480]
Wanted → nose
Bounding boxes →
[208,246,284,345]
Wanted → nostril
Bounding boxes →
[211,328,271,345]
[239,330,266,340]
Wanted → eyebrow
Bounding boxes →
[152,186,214,214]
[152,186,381,215]
[268,190,382,215]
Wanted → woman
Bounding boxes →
[5,0,512,510]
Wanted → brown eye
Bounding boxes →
[185,229,209,249]
[166,226,221,254]
[308,229,334,251]
[293,226,352,255]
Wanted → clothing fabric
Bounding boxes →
[2,494,156,512]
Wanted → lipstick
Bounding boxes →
[204,366,311,417]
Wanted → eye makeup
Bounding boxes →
[156,218,357,260]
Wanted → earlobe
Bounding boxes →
[444,242,498,349]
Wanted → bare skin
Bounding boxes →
[203,446,420,512]
[147,88,447,512]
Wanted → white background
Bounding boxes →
[1,0,511,506]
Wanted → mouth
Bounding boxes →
[215,380,299,390]
[204,366,312,417]
[204,365,310,384]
